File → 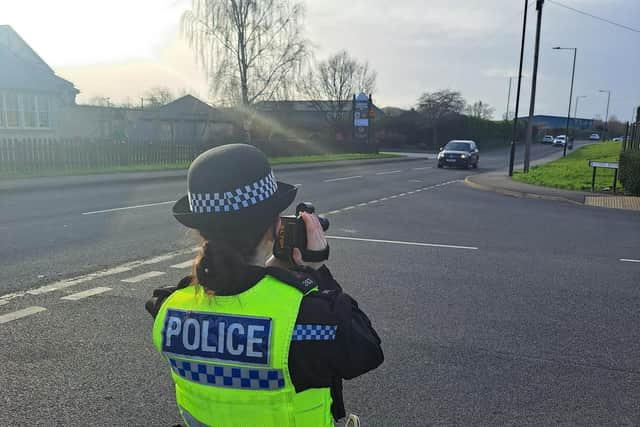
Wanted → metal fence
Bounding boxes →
[622,121,640,152]
[0,137,217,175]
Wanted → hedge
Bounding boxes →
[619,150,640,196]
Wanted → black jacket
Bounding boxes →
[145,265,384,420]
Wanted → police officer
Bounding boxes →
[146,144,383,427]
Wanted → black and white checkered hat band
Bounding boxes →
[188,171,278,213]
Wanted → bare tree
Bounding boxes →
[299,50,377,127]
[417,89,466,146]
[86,96,111,107]
[143,86,175,108]
[181,0,308,107]
[465,100,495,120]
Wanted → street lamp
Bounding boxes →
[553,46,577,156]
[598,89,611,141]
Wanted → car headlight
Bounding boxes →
[460,154,466,159]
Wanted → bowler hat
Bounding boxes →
[172,144,296,236]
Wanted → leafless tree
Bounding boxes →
[299,50,377,127]
[86,96,111,107]
[465,100,495,120]
[181,0,308,107]
[143,86,175,108]
[417,89,466,146]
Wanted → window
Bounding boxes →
[0,93,5,128]
[6,93,20,128]
[23,94,37,128]
[37,96,50,128]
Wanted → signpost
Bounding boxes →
[352,92,376,152]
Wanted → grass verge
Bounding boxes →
[513,142,622,192]
[0,153,403,180]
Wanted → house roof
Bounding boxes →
[0,25,78,94]
[140,95,229,121]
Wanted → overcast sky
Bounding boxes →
[3,0,639,121]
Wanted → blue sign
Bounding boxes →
[162,309,272,366]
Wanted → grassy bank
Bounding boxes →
[0,152,402,180]
[513,142,622,192]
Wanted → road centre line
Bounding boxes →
[0,306,46,324]
[375,170,402,175]
[61,287,111,301]
[82,200,176,215]
[171,260,194,269]
[327,235,478,251]
[620,259,640,263]
[323,175,362,183]
[121,271,166,283]
[0,247,197,305]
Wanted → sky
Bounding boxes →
[2,0,639,121]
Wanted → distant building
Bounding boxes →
[519,114,594,131]
[0,25,79,137]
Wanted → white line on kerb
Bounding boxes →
[326,235,478,250]
[171,260,194,269]
[82,200,176,215]
[121,271,166,283]
[375,170,402,175]
[0,306,46,324]
[620,259,640,263]
[323,175,362,183]
[61,287,111,301]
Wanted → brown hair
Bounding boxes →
[192,221,276,295]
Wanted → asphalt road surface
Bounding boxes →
[1,142,638,426]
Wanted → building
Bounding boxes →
[519,114,595,131]
[0,25,79,137]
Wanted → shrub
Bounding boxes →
[619,150,640,195]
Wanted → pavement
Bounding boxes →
[464,142,640,211]
[2,142,639,426]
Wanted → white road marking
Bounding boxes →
[61,287,111,301]
[399,193,407,196]
[323,175,362,183]
[375,170,402,175]
[294,183,302,187]
[327,235,478,250]
[0,248,196,304]
[409,179,423,182]
[171,260,194,269]
[343,206,355,211]
[412,167,432,170]
[620,259,640,263]
[82,200,176,215]
[121,271,166,283]
[357,203,368,207]
[0,306,47,324]
[327,210,342,215]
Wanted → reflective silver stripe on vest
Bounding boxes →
[169,358,285,390]
[179,405,210,427]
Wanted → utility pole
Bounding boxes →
[524,0,544,173]
[599,89,611,141]
[508,0,529,177]
[505,76,513,121]
[553,46,577,156]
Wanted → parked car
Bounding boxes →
[542,135,554,144]
[612,136,624,142]
[589,133,601,141]
[437,140,479,169]
[553,135,566,146]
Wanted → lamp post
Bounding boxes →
[574,95,587,118]
[598,89,611,141]
[552,46,576,156]
[524,0,545,173]
[508,0,529,177]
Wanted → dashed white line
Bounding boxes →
[171,260,194,269]
[121,271,166,283]
[327,210,342,215]
[323,175,362,183]
[357,203,368,207]
[0,306,46,324]
[61,287,111,301]
[375,170,402,175]
[343,206,355,211]
[620,259,640,263]
[82,200,176,215]
[398,193,407,197]
[326,235,478,250]
[412,167,432,170]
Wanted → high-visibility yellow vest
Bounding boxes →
[152,275,333,427]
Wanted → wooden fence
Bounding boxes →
[0,138,219,175]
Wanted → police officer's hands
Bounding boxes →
[292,212,328,270]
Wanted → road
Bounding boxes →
[1,142,638,426]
